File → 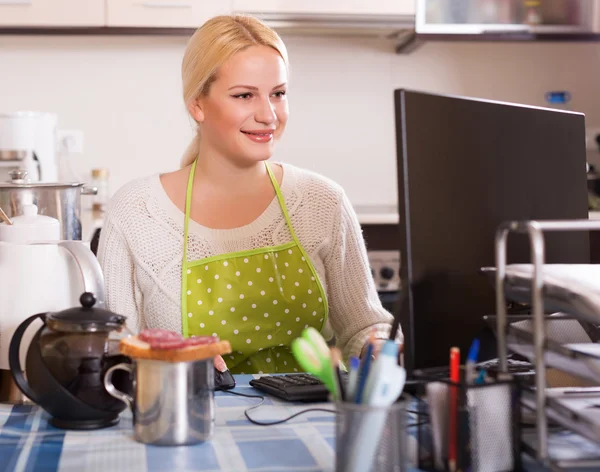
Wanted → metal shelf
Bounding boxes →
[495,219,600,467]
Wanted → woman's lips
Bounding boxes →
[241,130,274,143]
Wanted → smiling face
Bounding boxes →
[189,45,288,166]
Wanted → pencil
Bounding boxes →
[449,347,460,472]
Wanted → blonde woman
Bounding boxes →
[98,15,403,374]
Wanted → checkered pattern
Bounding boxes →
[0,376,419,472]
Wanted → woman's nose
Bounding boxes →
[255,97,277,125]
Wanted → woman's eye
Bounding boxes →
[233,93,252,99]
[273,90,287,98]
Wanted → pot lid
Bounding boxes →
[46,293,127,333]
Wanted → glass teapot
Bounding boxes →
[9,292,133,430]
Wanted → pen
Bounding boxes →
[330,347,346,402]
[449,346,460,472]
[354,343,373,404]
[465,338,480,385]
[346,356,360,402]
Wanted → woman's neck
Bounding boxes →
[193,147,270,197]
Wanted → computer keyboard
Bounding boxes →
[249,373,333,402]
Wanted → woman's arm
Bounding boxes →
[97,213,143,333]
[324,189,404,359]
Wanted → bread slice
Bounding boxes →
[119,335,232,363]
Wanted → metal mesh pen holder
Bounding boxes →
[416,376,522,472]
[335,399,407,472]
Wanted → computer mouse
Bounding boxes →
[214,368,236,391]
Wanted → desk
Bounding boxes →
[0,375,419,472]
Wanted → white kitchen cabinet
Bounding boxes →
[0,0,104,27]
[106,0,232,28]
[232,0,415,17]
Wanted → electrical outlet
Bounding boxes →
[368,250,401,293]
[57,129,84,153]
[586,128,600,151]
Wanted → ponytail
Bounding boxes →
[180,133,200,168]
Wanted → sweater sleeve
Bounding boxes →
[97,212,143,333]
[324,189,404,359]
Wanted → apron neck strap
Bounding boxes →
[182,159,197,264]
[183,160,302,257]
[265,162,301,245]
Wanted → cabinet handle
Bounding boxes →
[0,0,32,5]
[137,1,192,8]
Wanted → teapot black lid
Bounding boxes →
[46,293,127,333]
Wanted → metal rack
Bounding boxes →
[494,219,600,466]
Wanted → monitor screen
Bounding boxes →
[394,89,590,373]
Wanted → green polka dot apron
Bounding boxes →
[181,160,328,374]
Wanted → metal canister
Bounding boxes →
[0,170,96,240]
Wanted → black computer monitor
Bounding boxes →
[394,89,590,373]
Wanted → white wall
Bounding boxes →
[1,34,600,212]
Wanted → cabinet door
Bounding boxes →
[0,0,104,26]
[232,0,414,16]
[106,0,232,28]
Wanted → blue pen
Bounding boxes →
[354,343,374,404]
[465,338,480,385]
[346,356,361,401]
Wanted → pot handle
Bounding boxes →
[57,241,105,306]
[104,363,134,411]
[81,186,98,196]
[8,313,45,404]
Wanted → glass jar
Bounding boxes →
[91,168,109,213]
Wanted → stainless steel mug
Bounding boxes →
[104,358,215,446]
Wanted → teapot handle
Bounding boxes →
[58,241,105,305]
[8,313,45,404]
[30,241,105,305]
[104,363,134,411]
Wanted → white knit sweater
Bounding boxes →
[97,162,403,359]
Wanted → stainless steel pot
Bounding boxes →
[0,170,96,240]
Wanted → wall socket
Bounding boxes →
[57,129,84,154]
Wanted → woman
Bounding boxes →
[98,15,402,374]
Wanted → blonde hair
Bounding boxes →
[180,15,289,168]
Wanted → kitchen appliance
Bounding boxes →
[416,0,600,37]
[0,112,58,183]
[9,293,132,430]
[105,358,215,445]
[368,250,401,316]
[0,204,108,404]
[0,170,96,240]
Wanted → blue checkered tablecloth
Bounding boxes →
[0,375,420,472]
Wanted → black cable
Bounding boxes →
[223,390,336,426]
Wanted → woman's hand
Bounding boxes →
[360,339,403,362]
[214,355,228,372]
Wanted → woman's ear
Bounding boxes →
[188,99,205,123]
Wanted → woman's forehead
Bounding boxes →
[215,46,288,89]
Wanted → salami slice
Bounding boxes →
[148,338,188,350]
[139,328,183,343]
[184,336,218,346]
